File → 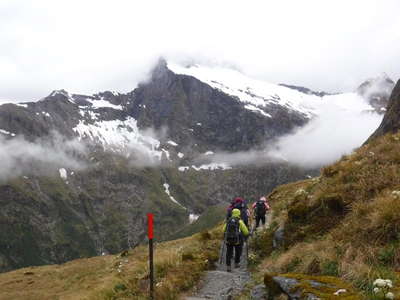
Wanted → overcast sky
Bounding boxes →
[1,0,400,102]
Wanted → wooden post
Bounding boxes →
[147,213,154,299]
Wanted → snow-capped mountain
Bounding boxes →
[168,62,386,118]
[1,59,388,165]
[0,58,394,273]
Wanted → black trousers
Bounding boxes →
[255,215,266,228]
[226,242,243,266]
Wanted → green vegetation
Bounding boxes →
[170,204,226,239]
[0,227,222,300]
[249,132,400,298]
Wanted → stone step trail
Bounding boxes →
[185,241,250,300]
[185,214,272,300]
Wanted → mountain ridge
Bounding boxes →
[0,60,395,273]
[0,60,320,273]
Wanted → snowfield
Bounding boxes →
[73,117,163,160]
[168,62,376,118]
[85,98,123,110]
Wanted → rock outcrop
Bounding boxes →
[368,79,400,140]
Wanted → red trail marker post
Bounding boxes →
[147,213,154,299]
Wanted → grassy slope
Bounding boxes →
[170,204,226,239]
[248,132,400,298]
[0,227,222,300]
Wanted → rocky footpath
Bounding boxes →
[186,241,251,300]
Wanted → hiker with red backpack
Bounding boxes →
[226,197,250,228]
[222,208,249,272]
[252,196,270,229]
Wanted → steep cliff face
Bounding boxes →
[130,61,308,154]
[368,79,400,140]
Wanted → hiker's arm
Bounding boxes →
[239,220,249,236]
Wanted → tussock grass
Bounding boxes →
[0,227,222,300]
[250,132,400,297]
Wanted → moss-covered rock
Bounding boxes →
[272,273,361,300]
[264,272,284,299]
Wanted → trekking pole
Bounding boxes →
[219,233,226,265]
[246,239,249,262]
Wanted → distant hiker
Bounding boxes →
[226,197,250,227]
[223,208,249,272]
[252,196,270,229]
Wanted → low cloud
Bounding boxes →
[199,100,383,169]
[1,1,400,101]
[267,107,382,168]
[125,126,169,168]
[0,132,88,181]
[357,75,395,102]
[197,149,272,167]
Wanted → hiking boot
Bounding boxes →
[234,263,240,268]
[227,265,232,272]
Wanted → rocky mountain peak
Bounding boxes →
[149,57,170,81]
[368,79,400,140]
[356,73,395,112]
[49,89,69,97]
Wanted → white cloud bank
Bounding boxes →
[267,107,383,168]
[1,0,400,101]
[202,94,384,168]
[0,133,87,181]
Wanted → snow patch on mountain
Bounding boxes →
[163,183,186,209]
[178,163,232,171]
[15,103,28,108]
[0,129,16,136]
[192,163,232,171]
[244,104,272,117]
[189,214,200,223]
[59,168,67,180]
[86,98,123,110]
[73,117,162,160]
[167,140,178,146]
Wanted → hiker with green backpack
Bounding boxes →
[222,208,249,272]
